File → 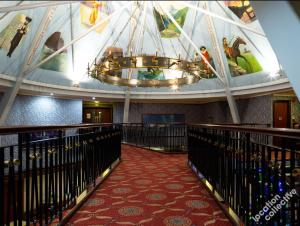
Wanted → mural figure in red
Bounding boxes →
[200,46,212,74]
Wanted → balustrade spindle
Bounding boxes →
[0,123,122,226]
[187,124,300,226]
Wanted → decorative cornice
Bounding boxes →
[0,74,292,101]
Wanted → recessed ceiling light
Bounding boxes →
[269,70,281,78]
[170,85,179,90]
[50,93,54,96]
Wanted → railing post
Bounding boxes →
[92,127,96,187]
[223,130,229,203]
[245,132,251,225]
[289,138,297,225]
[17,133,23,226]
[58,129,63,221]
[1,123,299,226]
[0,146,4,226]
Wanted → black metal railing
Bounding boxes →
[188,124,300,225]
[122,123,187,152]
[2,122,298,226]
[0,123,122,226]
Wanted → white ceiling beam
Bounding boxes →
[24,1,133,75]
[0,1,78,13]
[126,4,143,54]
[182,2,200,78]
[94,12,126,59]
[69,3,75,75]
[181,1,266,37]
[154,3,189,59]
[149,2,166,55]
[134,2,148,54]
[0,6,57,125]
[157,2,225,84]
[215,1,264,58]
[0,1,23,20]
[185,1,201,61]
[144,17,164,54]
[203,1,240,123]
[137,2,148,54]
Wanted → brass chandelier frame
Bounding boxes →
[87,55,212,88]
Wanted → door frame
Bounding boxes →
[82,106,113,123]
[272,100,291,128]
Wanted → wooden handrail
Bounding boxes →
[212,123,271,126]
[1,123,299,140]
[189,124,300,140]
[0,123,119,135]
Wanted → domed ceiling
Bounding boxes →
[0,1,286,95]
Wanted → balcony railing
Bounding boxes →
[122,123,187,152]
[188,124,300,225]
[1,123,299,226]
[0,123,122,226]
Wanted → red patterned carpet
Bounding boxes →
[67,145,232,226]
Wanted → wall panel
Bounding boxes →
[113,95,272,125]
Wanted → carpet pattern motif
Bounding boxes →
[67,145,232,226]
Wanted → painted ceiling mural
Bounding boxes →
[80,1,110,33]
[153,2,189,38]
[138,68,165,81]
[224,1,256,24]
[197,46,216,78]
[0,14,32,58]
[222,36,262,76]
[38,32,68,73]
[0,1,281,91]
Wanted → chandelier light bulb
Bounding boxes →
[171,84,179,90]
[87,54,207,88]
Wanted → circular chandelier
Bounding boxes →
[87,54,213,88]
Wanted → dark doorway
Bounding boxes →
[83,107,112,123]
[273,100,290,147]
[273,100,290,128]
[83,101,113,123]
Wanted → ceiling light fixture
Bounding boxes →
[73,80,80,88]
[269,70,281,78]
[87,54,214,88]
[170,84,179,91]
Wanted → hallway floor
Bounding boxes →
[67,145,232,226]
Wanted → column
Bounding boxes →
[123,90,130,123]
[204,1,241,123]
